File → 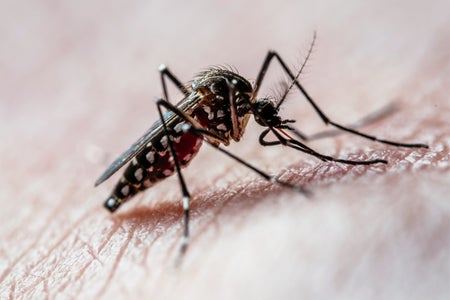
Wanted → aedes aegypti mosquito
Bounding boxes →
[95,36,428,252]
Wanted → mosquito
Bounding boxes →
[95,35,428,252]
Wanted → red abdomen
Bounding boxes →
[106,129,202,211]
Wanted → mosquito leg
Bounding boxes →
[155,98,191,253]
[159,65,189,103]
[290,102,400,141]
[259,128,283,146]
[251,98,386,165]
[253,51,428,149]
[259,126,307,146]
[155,99,310,196]
[183,125,310,195]
[259,127,387,165]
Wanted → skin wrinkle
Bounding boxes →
[79,236,103,264]
[140,222,167,267]
[64,250,100,294]
[97,219,123,256]
[190,181,255,244]
[21,238,76,296]
[115,201,187,265]
[0,188,84,283]
[96,224,136,299]
[1,176,97,284]
[42,279,49,300]
[60,232,114,294]
[2,209,96,295]
[13,210,95,297]
[9,280,16,300]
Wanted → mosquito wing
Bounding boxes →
[94,111,176,186]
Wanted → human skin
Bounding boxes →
[1,0,449,299]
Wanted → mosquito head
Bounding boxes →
[253,98,283,127]
[192,68,254,144]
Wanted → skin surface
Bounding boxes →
[1,0,449,299]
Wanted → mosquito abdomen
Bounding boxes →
[104,129,203,212]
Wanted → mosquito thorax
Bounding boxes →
[190,69,254,144]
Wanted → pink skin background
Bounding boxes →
[1,0,449,299]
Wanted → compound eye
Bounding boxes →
[210,80,228,95]
[257,98,277,112]
[253,98,282,126]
